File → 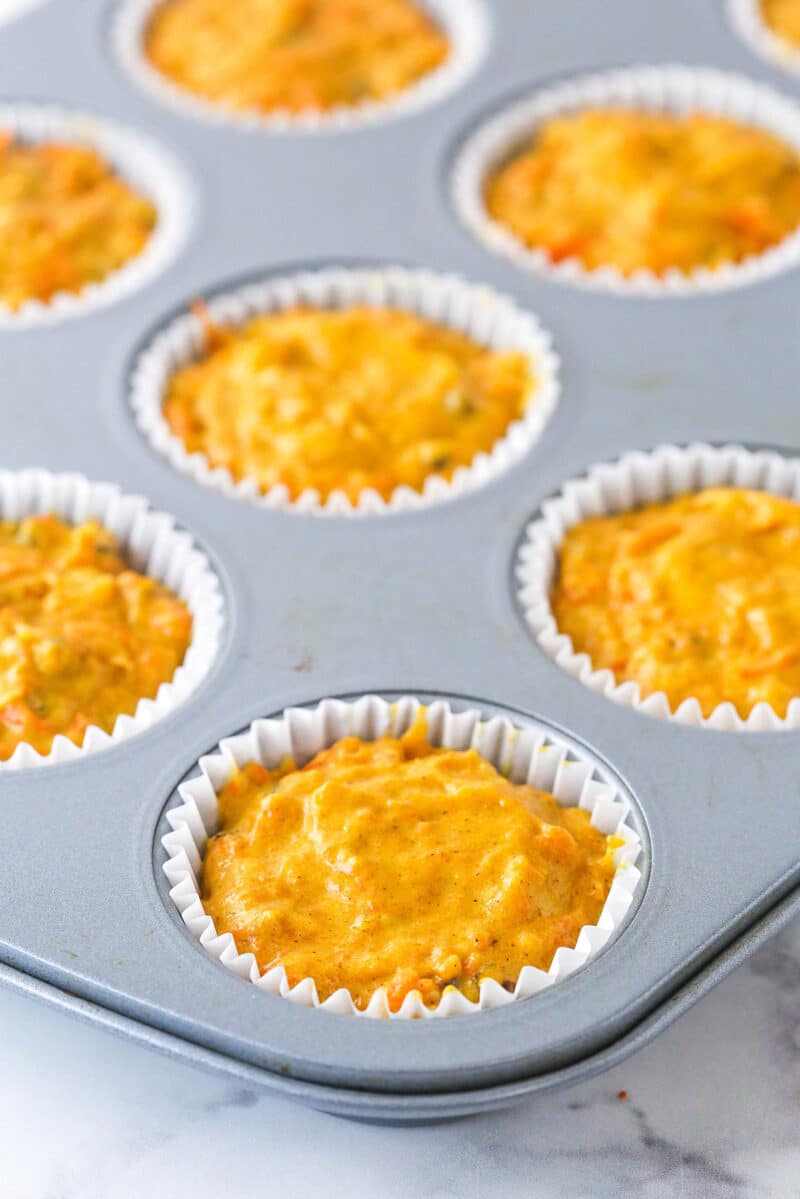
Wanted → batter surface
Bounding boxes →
[163,304,535,503]
[761,0,800,48]
[552,487,800,718]
[202,717,618,1012]
[0,134,156,311]
[0,515,193,759]
[144,0,450,115]
[484,109,800,276]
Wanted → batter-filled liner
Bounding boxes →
[162,695,642,1018]
[0,103,192,327]
[129,265,561,516]
[111,0,489,132]
[0,469,224,769]
[516,442,800,731]
[451,65,800,295]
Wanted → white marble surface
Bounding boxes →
[1,916,798,1197]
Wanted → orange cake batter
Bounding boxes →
[761,0,800,49]
[484,109,800,276]
[202,716,618,1012]
[0,134,157,311]
[143,0,450,115]
[0,514,192,759]
[552,487,800,718]
[162,304,535,503]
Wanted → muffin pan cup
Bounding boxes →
[0,102,194,326]
[516,441,800,731]
[0,469,224,768]
[111,0,490,132]
[162,694,642,1018]
[130,265,561,515]
[2,0,800,1122]
[451,63,800,295]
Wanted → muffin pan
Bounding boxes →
[2,0,800,1123]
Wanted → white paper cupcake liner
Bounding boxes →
[111,0,489,132]
[0,104,193,328]
[129,265,561,516]
[162,694,642,1019]
[516,442,800,732]
[729,0,800,76]
[0,0,45,26]
[0,469,224,769]
[451,64,800,296]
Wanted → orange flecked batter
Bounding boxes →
[202,717,618,1012]
[144,0,450,115]
[162,304,535,504]
[0,134,157,311]
[0,515,193,759]
[484,109,800,276]
[551,488,800,719]
[761,0,800,48]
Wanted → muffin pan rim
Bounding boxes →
[7,878,800,1121]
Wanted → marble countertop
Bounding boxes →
[2,915,798,1198]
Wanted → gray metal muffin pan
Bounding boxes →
[1,0,800,1123]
